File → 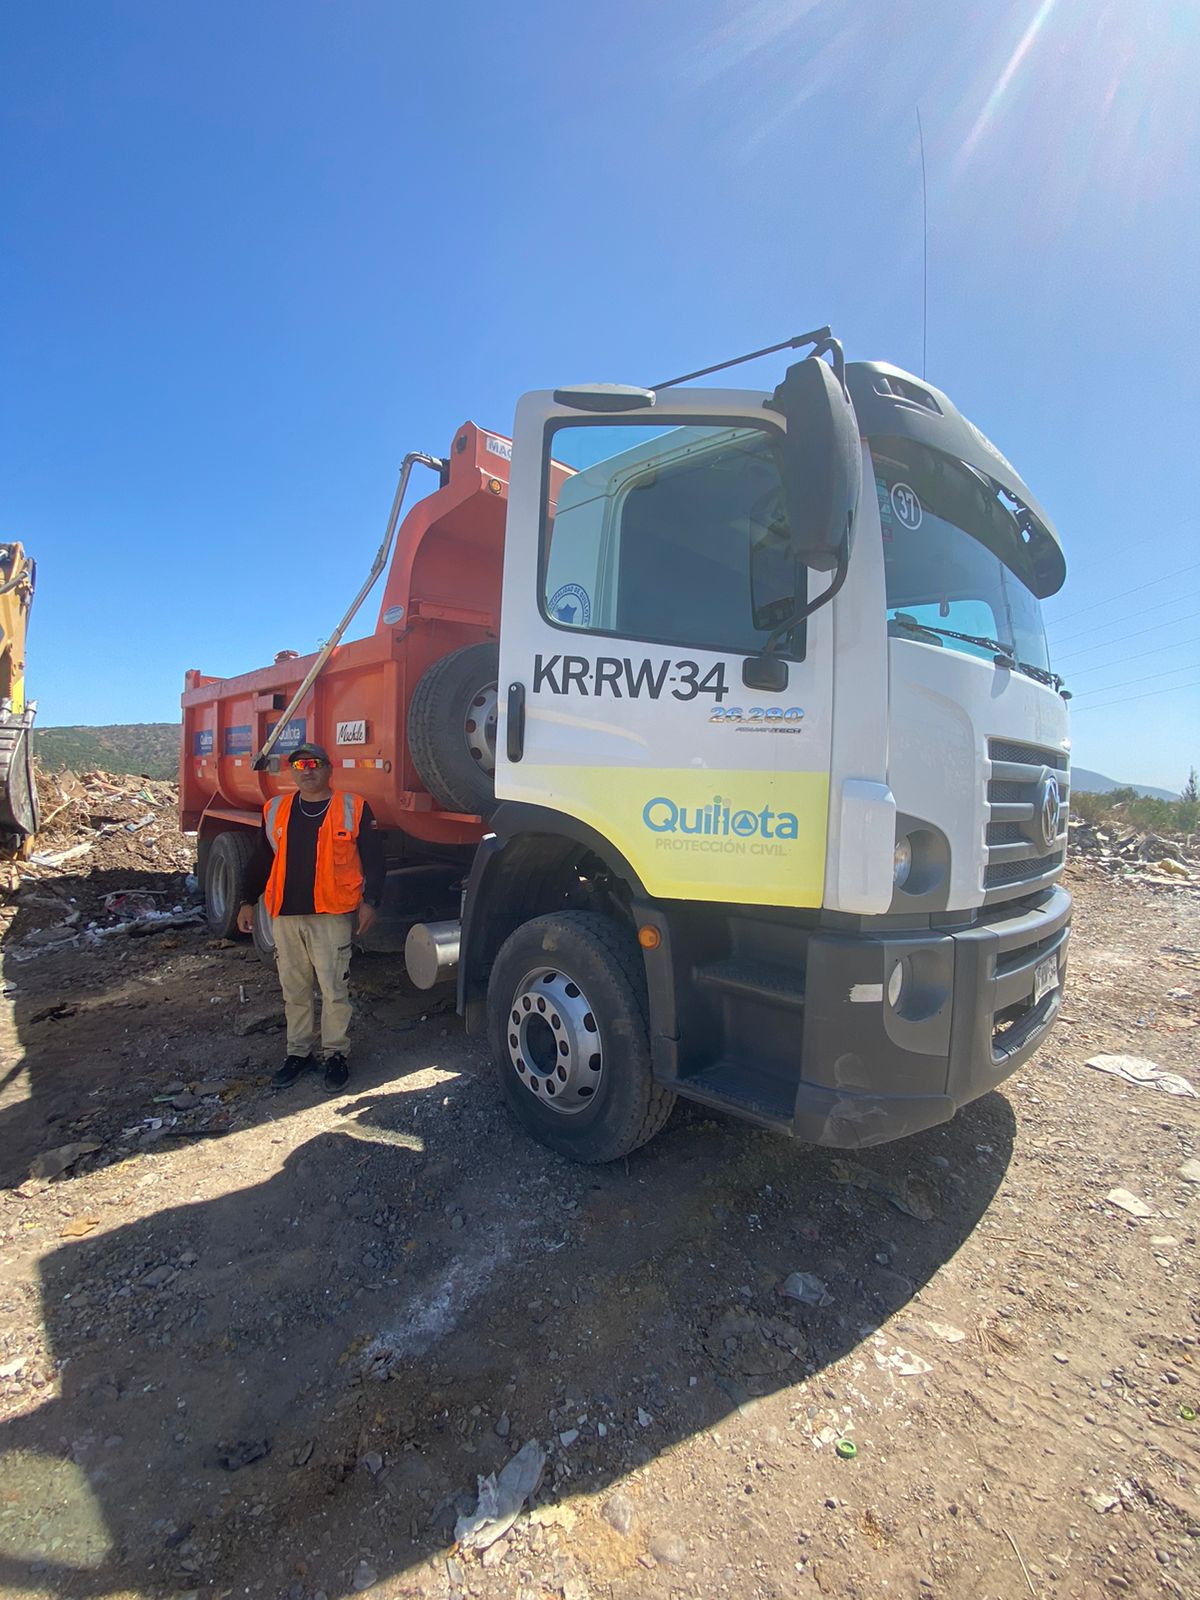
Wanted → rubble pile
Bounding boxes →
[1,768,200,953]
[1068,815,1199,887]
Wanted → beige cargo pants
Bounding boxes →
[272,912,355,1060]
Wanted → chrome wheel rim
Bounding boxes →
[506,966,603,1116]
[209,854,232,922]
[464,682,498,775]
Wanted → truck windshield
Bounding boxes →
[872,440,1051,674]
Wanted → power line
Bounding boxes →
[1050,589,1200,647]
[1070,681,1199,713]
[1071,662,1200,697]
[1055,611,1200,663]
[1062,637,1200,676]
[1044,558,1200,628]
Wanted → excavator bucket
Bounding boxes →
[0,543,38,841]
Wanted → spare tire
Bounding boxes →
[407,641,499,816]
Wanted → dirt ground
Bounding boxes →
[0,845,1197,1600]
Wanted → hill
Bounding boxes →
[33,722,180,780]
[1070,766,1178,802]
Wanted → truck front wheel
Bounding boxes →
[486,911,675,1163]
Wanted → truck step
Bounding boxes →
[674,1060,797,1131]
[695,957,807,1011]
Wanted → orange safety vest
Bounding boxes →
[262,790,366,917]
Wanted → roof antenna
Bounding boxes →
[917,103,929,379]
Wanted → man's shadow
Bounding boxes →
[0,1063,1015,1596]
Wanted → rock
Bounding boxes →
[233,1005,285,1037]
[780,1271,833,1307]
[481,1539,508,1568]
[562,1580,590,1600]
[351,1560,378,1591]
[450,1213,464,1231]
[602,1492,635,1536]
[217,1438,269,1471]
[140,1265,175,1289]
[359,1451,383,1476]
[636,1408,652,1428]
[30,1141,101,1180]
[494,1412,511,1438]
[649,1532,686,1565]
[1178,1159,1200,1184]
[559,1429,579,1447]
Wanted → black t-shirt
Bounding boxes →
[243,797,386,915]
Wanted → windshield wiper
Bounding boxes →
[891,615,1065,690]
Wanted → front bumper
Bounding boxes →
[796,885,1071,1146]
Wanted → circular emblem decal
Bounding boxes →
[382,604,405,625]
[1039,774,1062,852]
[548,583,591,627]
[890,482,923,530]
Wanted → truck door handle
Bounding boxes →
[506,683,526,762]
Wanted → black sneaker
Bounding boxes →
[322,1053,349,1094]
[271,1054,313,1090]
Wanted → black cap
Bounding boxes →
[288,741,330,764]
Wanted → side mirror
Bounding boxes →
[766,355,862,572]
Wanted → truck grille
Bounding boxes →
[984,739,1069,898]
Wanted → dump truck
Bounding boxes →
[181,329,1071,1163]
[0,541,39,842]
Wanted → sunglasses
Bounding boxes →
[289,758,326,772]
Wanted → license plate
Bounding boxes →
[1033,954,1058,1005]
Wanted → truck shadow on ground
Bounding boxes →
[0,1049,1017,1597]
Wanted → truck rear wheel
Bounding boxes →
[486,911,675,1163]
[251,896,277,965]
[204,829,256,939]
[407,641,498,816]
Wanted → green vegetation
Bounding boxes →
[1073,766,1199,835]
[33,723,180,781]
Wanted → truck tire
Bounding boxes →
[407,641,499,816]
[251,896,277,965]
[486,910,675,1164]
[204,829,257,939]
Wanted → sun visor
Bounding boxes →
[847,361,1065,598]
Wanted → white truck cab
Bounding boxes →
[451,345,1071,1162]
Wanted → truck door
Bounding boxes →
[496,389,835,909]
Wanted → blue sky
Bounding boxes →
[2,0,1197,790]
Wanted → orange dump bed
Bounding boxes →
[179,422,509,848]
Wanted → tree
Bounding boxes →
[1182,767,1199,803]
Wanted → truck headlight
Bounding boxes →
[893,837,913,888]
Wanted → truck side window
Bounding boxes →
[542,421,806,658]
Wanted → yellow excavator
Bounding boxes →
[0,542,38,841]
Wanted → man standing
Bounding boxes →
[237,742,385,1093]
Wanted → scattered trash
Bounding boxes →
[1086,1491,1121,1514]
[217,1438,270,1471]
[873,1335,932,1377]
[925,1321,966,1343]
[830,1158,940,1221]
[30,1141,101,1181]
[28,841,94,868]
[780,1271,833,1307]
[0,1357,27,1379]
[59,1215,101,1238]
[1086,1054,1197,1098]
[835,1439,858,1460]
[1105,1188,1154,1218]
[454,1438,546,1550]
[1180,1405,1196,1422]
